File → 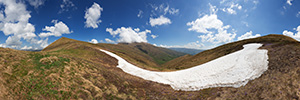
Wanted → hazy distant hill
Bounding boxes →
[169,48,203,55]
[1,34,300,99]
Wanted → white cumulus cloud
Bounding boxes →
[0,44,6,48]
[151,34,158,39]
[106,27,151,43]
[282,25,300,41]
[287,0,293,6]
[36,38,48,48]
[187,14,236,44]
[238,31,261,40]
[159,41,205,50]
[2,22,36,40]
[21,45,33,50]
[0,0,41,49]
[39,20,72,38]
[84,2,103,29]
[89,39,98,44]
[187,14,222,34]
[105,38,115,43]
[5,36,22,48]
[0,0,53,50]
[149,15,171,27]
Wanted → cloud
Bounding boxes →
[237,31,261,40]
[39,20,72,38]
[168,8,179,15]
[147,4,178,27]
[220,0,227,4]
[2,22,36,39]
[287,0,293,6]
[106,27,151,43]
[253,0,259,5]
[5,36,22,48]
[0,0,40,48]
[209,3,218,14]
[59,0,76,13]
[0,44,6,48]
[89,39,98,44]
[187,14,236,44]
[187,14,222,33]
[159,41,205,49]
[222,3,242,14]
[36,38,49,48]
[242,21,249,27]
[21,45,33,50]
[149,15,171,27]
[296,11,300,17]
[282,25,300,41]
[84,2,103,29]
[27,0,45,8]
[0,0,51,50]
[151,34,158,39]
[137,10,143,18]
[150,3,179,15]
[105,38,115,43]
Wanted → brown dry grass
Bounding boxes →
[44,37,185,71]
[163,34,299,70]
[1,34,300,99]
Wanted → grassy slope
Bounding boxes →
[43,37,185,71]
[96,42,186,69]
[0,41,218,99]
[120,43,186,64]
[1,34,300,99]
[163,34,299,70]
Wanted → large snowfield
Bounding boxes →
[100,43,269,91]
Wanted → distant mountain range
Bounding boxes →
[168,48,204,55]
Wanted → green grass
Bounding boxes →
[3,34,299,99]
[30,53,70,70]
[152,54,176,65]
[21,76,72,100]
[5,52,73,99]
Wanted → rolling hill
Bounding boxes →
[163,34,299,70]
[1,34,300,99]
[43,37,186,71]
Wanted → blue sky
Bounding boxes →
[0,0,300,50]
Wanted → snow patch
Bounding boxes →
[100,43,268,91]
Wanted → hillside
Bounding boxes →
[43,37,185,71]
[122,43,186,64]
[163,34,299,70]
[1,34,300,99]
